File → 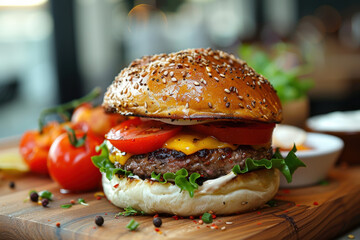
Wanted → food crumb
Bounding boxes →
[313,202,319,206]
[257,222,262,225]
[225,222,233,225]
[70,199,75,204]
[56,222,60,228]
[198,220,203,225]
[284,210,289,213]
[96,196,102,200]
[348,234,355,239]
[9,181,15,189]
[221,226,226,231]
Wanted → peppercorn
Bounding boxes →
[9,181,15,189]
[41,198,49,207]
[95,216,104,226]
[30,192,39,202]
[153,217,162,227]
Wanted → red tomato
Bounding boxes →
[48,130,103,192]
[19,122,67,174]
[189,122,275,145]
[106,118,182,154]
[72,104,126,137]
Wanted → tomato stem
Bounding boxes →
[38,88,101,133]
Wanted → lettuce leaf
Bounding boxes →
[232,145,306,183]
[91,141,133,181]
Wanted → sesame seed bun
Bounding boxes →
[103,48,282,123]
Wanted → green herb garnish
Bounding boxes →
[61,204,72,209]
[318,179,329,186]
[126,219,139,231]
[117,206,145,217]
[202,213,213,224]
[65,126,87,147]
[232,145,305,183]
[266,200,277,207]
[78,198,88,206]
[38,190,53,201]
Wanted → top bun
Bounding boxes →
[103,48,282,123]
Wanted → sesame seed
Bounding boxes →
[185,103,189,109]
[238,96,243,100]
[194,81,200,86]
[220,73,225,78]
[226,102,230,108]
[239,103,244,108]
[241,201,248,205]
[208,73,212,77]
[206,67,211,72]
[221,226,226,231]
[163,71,168,76]
[214,77,219,82]
[263,98,266,103]
[208,102,213,108]
[144,102,148,109]
[162,79,167,84]
[226,222,233,225]
[123,103,128,108]
[224,89,231,94]
[170,71,174,77]
[247,105,251,110]
[214,56,220,60]
[252,101,256,107]
[223,97,227,102]
[171,77,177,82]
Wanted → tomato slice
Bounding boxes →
[189,122,275,145]
[106,118,182,154]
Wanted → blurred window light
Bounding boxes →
[264,0,297,37]
[0,0,47,7]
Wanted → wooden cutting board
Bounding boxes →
[1,166,360,240]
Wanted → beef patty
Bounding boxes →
[114,146,273,179]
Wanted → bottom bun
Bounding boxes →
[102,169,280,216]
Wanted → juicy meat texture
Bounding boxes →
[117,146,273,179]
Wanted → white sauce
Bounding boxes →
[272,124,307,149]
[307,110,360,132]
[197,172,237,194]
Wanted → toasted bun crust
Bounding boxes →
[102,169,279,216]
[103,48,282,123]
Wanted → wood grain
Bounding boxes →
[0,167,360,240]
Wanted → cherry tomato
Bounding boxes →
[189,122,275,145]
[106,118,182,154]
[19,122,67,174]
[72,104,126,137]
[48,130,103,192]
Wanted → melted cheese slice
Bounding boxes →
[108,132,238,164]
[163,133,237,155]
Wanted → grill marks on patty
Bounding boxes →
[115,146,273,179]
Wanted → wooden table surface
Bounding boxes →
[1,166,360,240]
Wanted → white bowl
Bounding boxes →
[279,132,344,188]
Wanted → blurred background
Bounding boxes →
[0,0,359,137]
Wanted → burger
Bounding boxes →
[92,48,304,216]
